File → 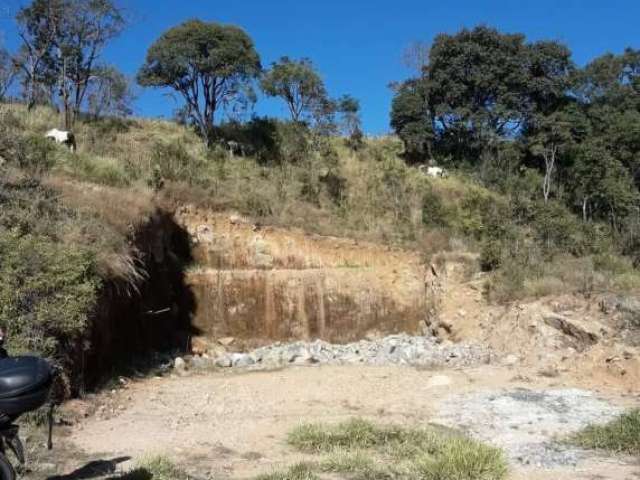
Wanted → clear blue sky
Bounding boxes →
[0,0,638,134]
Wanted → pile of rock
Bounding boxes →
[175,334,493,372]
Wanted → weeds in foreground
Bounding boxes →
[255,463,320,480]
[568,410,640,456]
[273,418,507,480]
[112,455,190,480]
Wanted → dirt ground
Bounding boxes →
[46,363,636,480]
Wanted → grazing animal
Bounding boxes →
[45,128,76,152]
[426,166,445,178]
[419,165,447,178]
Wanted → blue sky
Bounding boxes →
[0,0,638,134]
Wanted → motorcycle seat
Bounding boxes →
[0,357,52,400]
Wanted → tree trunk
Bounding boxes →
[542,145,557,204]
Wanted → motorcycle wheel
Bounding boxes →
[0,453,15,480]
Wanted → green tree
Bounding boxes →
[527,105,587,203]
[390,78,434,162]
[87,65,136,119]
[426,26,531,159]
[336,94,361,136]
[261,56,328,123]
[16,0,125,126]
[14,0,60,109]
[55,0,125,127]
[390,27,573,165]
[137,20,261,145]
[0,47,17,100]
[571,141,638,228]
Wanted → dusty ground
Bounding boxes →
[47,364,637,480]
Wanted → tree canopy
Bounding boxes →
[391,26,639,231]
[261,56,328,123]
[15,0,125,126]
[137,19,261,144]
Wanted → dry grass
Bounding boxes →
[284,418,507,480]
[568,410,640,456]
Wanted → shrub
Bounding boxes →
[568,410,640,456]
[149,141,203,186]
[0,231,100,357]
[479,238,503,272]
[422,186,448,227]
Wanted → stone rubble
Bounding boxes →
[177,334,493,371]
[436,388,624,468]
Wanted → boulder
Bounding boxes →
[543,313,598,349]
[174,357,187,371]
[215,356,233,368]
[232,353,255,368]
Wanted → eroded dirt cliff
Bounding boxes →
[175,206,428,344]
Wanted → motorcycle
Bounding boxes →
[0,330,56,480]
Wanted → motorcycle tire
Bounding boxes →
[0,453,15,480]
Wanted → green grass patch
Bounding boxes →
[284,418,507,480]
[255,462,320,480]
[569,410,640,456]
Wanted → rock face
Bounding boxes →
[543,313,599,350]
[176,207,428,344]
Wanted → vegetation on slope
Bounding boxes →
[1,98,639,388]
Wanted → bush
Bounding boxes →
[422,186,448,227]
[483,258,527,303]
[480,238,503,271]
[149,141,204,186]
[0,231,99,357]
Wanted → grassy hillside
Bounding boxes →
[0,102,638,390]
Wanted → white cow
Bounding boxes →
[45,128,76,152]
[427,166,444,177]
[419,165,447,178]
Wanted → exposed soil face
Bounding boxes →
[60,365,638,480]
[176,206,427,345]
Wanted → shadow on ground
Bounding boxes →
[47,457,131,480]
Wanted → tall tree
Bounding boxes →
[390,78,434,162]
[527,108,577,203]
[426,26,531,158]
[0,47,17,100]
[390,26,574,165]
[261,56,328,123]
[16,0,125,125]
[15,0,61,109]
[55,0,125,127]
[138,20,261,145]
[571,141,638,227]
[86,65,135,119]
[336,95,360,135]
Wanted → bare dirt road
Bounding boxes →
[60,364,639,480]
